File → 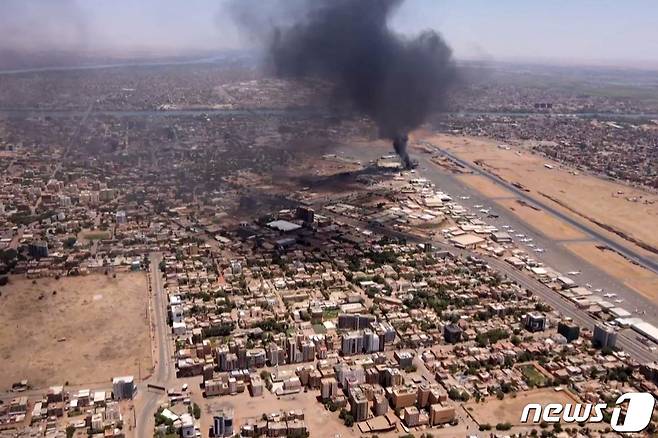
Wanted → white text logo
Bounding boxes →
[520,392,655,432]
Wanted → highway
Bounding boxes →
[410,153,658,326]
[325,143,658,363]
[317,187,658,364]
[433,148,658,276]
[135,253,174,438]
[363,216,656,363]
[484,255,657,363]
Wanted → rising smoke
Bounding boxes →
[230,0,457,168]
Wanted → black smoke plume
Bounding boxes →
[245,0,457,168]
[393,134,411,169]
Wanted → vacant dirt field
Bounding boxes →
[456,174,515,199]
[565,242,658,302]
[466,388,579,426]
[423,133,658,258]
[0,273,150,390]
[197,386,473,438]
[198,389,349,438]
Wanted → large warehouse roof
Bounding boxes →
[267,220,302,232]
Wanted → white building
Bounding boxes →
[180,413,195,438]
[171,304,184,324]
[112,376,135,400]
[115,210,127,225]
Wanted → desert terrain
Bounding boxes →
[423,133,658,257]
[0,273,150,390]
[565,242,658,302]
[418,133,658,301]
[455,174,516,199]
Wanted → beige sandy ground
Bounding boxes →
[0,273,150,390]
[495,198,587,241]
[417,132,658,302]
[422,133,658,258]
[465,388,579,426]
[198,390,350,437]
[565,242,658,302]
[195,387,476,438]
[456,174,516,199]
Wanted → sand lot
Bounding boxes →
[566,243,658,301]
[195,382,476,438]
[456,174,515,199]
[466,388,579,426]
[0,273,150,390]
[424,133,658,256]
[199,390,350,437]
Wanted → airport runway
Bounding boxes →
[436,148,658,275]
[323,204,657,364]
[346,143,658,327]
[334,144,658,362]
[410,153,658,327]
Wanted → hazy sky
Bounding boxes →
[1,0,657,68]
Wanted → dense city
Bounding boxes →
[2,1,658,436]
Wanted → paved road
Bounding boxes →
[434,235,655,362]
[484,256,656,363]
[0,254,176,433]
[135,253,174,438]
[321,201,657,364]
[412,155,658,326]
[329,144,658,360]
[434,148,658,275]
